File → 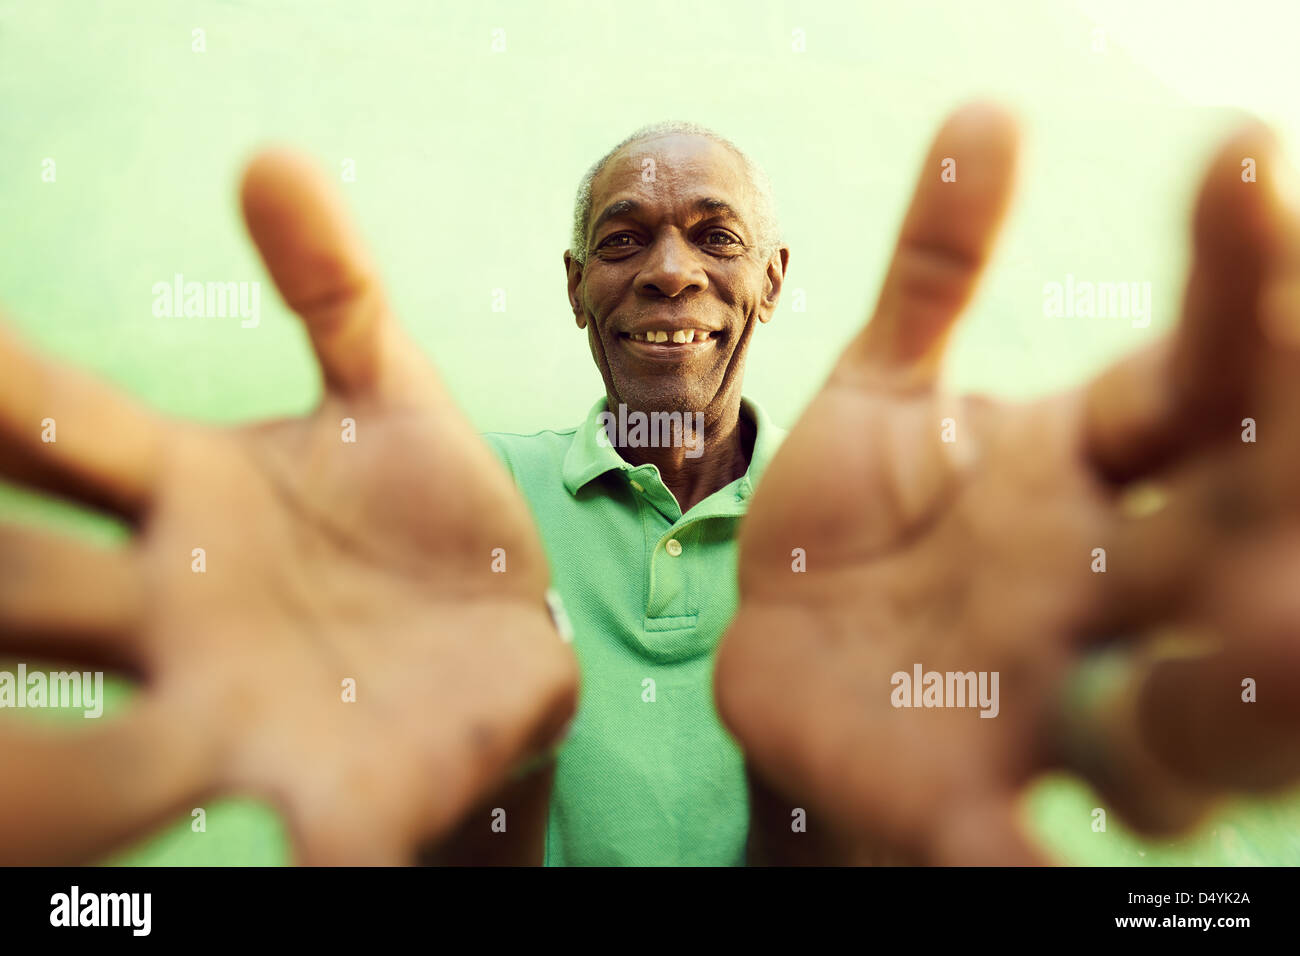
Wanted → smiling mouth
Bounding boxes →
[623,328,717,344]
[618,329,719,358]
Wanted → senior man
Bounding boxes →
[3,104,1300,866]
[476,120,791,865]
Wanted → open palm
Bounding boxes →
[716,106,1300,864]
[0,152,578,864]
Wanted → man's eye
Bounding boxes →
[598,233,637,249]
[704,230,740,246]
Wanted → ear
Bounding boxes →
[757,246,790,324]
[564,250,587,329]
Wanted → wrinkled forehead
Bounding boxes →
[589,133,754,221]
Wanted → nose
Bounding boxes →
[633,230,709,299]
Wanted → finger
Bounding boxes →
[1085,448,1290,638]
[1051,647,1218,835]
[1136,640,1300,793]
[1070,526,1300,825]
[0,701,208,865]
[240,150,440,405]
[1069,637,1300,836]
[0,323,164,521]
[0,524,144,673]
[1084,122,1286,483]
[841,102,1020,388]
[1133,526,1300,792]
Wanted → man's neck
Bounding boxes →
[609,398,755,515]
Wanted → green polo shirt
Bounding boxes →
[482,396,786,866]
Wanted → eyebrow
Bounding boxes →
[588,197,746,246]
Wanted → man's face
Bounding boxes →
[566,134,787,420]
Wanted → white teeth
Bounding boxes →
[672,330,688,343]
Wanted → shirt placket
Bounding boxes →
[626,469,751,654]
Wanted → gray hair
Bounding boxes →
[569,121,780,265]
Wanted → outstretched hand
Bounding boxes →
[0,152,578,865]
[715,104,1300,864]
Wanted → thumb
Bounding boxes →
[240,149,439,406]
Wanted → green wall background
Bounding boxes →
[2,0,1298,864]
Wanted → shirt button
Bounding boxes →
[629,480,644,493]
[665,538,683,557]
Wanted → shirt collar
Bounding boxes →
[561,395,785,500]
